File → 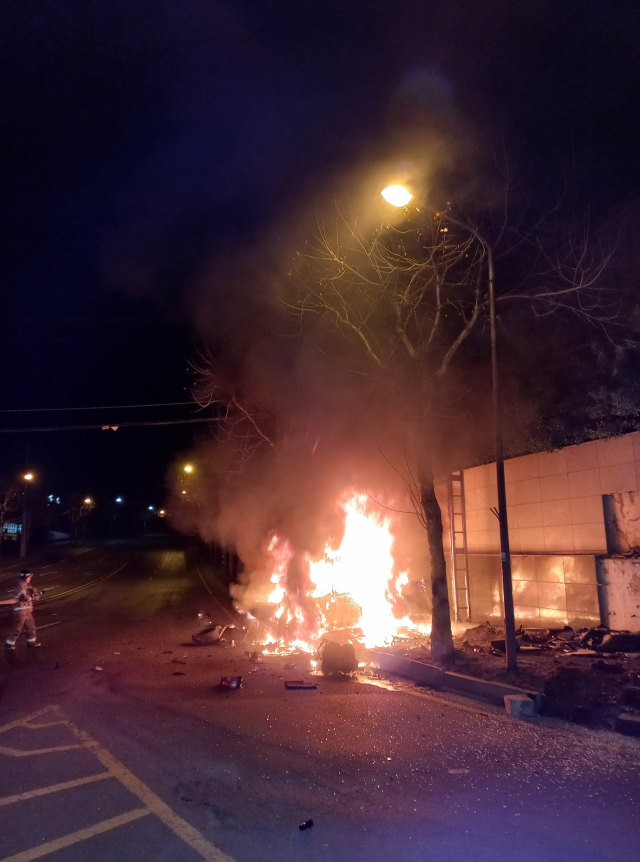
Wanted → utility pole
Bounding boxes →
[444,214,518,672]
[20,483,30,558]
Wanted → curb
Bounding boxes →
[374,652,545,713]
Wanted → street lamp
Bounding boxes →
[84,497,92,506]
[183,464,193,474]
[381,185,413,207]
[115,497,123,504]
[20,471,35,558]
[382,185,518,672]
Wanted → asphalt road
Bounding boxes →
[0,538,639,862]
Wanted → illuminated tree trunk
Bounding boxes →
[419,470,455,661]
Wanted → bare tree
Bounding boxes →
[193,349,277,466]
[283,204,615,659]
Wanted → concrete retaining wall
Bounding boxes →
[596,557,640,632]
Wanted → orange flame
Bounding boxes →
[261,491,430,652]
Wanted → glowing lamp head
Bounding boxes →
[84,497,92,505]
[148,505,154,511]
[181,490,187,495]
[115,497,123,503]
[381,185,413,207]
[183,464,193,473]
[23,473,34,482]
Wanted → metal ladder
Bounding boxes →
[447,471,470,623]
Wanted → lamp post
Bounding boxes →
[20,472,34,559]
[381,187,518,671]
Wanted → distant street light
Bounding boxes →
[382,184,518,671]
[148,505,154,511]
[23,473,34,482]
[181,490,187,495]
[183,464,194,473]
[115,497,123,504]
[84,497,92,505]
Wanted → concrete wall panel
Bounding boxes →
[598,557,640,631]
[462,432,640,561]
[467,553,599,627]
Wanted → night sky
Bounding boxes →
[2,1,640,510]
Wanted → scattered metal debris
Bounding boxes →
[466,623,640,657]
[299,819,314,831]
[192,624,228,646]
[284,680,318,690]
[599,632,640,653]
[219,675,242,690]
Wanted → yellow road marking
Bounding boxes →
[75,730,237,862]
[0,708,59,735]
[0,772,111,807]
[0,744,83,757]
[0,706,237,861]
[0,808,150,862]
[4,706,237,862]
[0,707,83,756]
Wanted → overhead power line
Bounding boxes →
[0,416,221,434]
[0,401,195,413]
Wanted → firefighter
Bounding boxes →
[5,568,42,649]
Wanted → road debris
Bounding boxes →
[219,675,242,690]
[391,621,640,729]
[94,666,102,671]
[599,632,640,653]
[299,819,314,831]
[192,624,226,646]
[284,680,318,690]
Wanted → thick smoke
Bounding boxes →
[169,330,437,618]
[165,123,497,631]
